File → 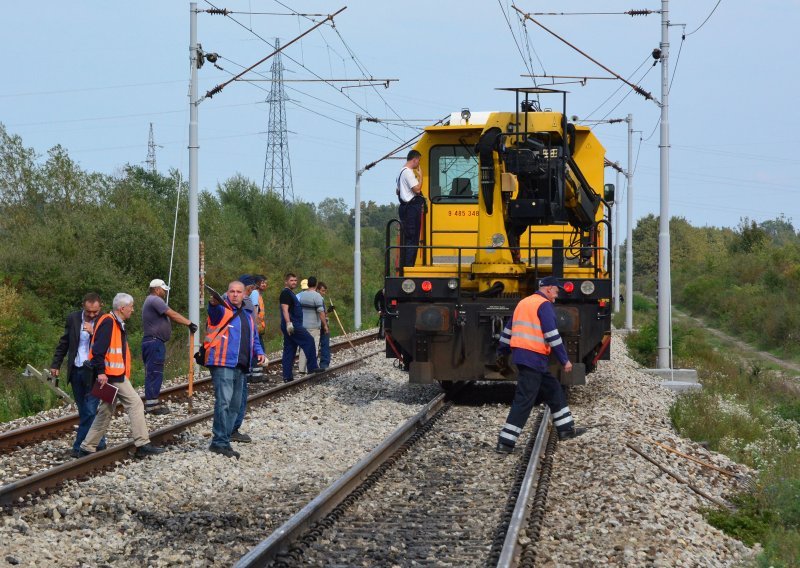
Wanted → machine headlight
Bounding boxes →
[447,278,458,290]
[580,280,596,295]
[491,233,505,248]
[401,279,416,294]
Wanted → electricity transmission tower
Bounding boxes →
[262,39,293,200]
[146,122,158,172]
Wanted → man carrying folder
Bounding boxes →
[78,293,165,458]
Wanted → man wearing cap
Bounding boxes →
[496,276,586,454]
[141,278,197,415]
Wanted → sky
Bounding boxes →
[3,0,799,237]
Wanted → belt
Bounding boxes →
[143,336,166,342]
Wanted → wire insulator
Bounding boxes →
[206,8,230,16]
[626,9,654,16]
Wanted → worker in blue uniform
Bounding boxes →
[496,276,587,453]
[279,272,322,382]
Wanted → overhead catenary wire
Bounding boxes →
[201,0,405,143]
[278,0,414,136]
[212,55,406,142]
[498,0,536,78]
[202,7,346,100]
[687,0,723,36]
[512,5,658,104]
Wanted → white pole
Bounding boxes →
[188,3,200,351]
[354,115,362,330]
[657,0,672,368]
[625,114,634,331]
[613,168,620,313]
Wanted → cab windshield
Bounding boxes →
[428,144,479,203]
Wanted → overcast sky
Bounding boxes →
[3,1,798,235]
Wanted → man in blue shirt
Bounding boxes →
[496,276,586,454]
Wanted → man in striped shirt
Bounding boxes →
[496,276,586,454]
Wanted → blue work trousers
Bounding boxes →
[500,364,572,448]
[319,331,331,369]
[70,367,106,452]
[142,338,166,408]
[280,323,318,380]
[233,374,248,432]
[209,366,245,448]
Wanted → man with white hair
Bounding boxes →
[78,293,165,458]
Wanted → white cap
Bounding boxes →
[149,278,170,291]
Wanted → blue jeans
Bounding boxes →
[319,332,331,369]
[209,366,245,448]
[71,367,106,452]
[142,338,166,408]
[281,322,318,380]
[233,374,248,432]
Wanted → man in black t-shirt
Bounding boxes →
[279,272,320,382]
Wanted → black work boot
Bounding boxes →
[558,427,587,441]
[495,442,514,454]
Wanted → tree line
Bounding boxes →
[0,123,397,373]
[630,213,800,358]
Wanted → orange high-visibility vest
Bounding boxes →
[88,313,131,379]
[509,293,550,356]
[257,294,266,333]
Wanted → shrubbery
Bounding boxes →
[0,123,395,417]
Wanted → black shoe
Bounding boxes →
[495,442,514,454]
[230,430,252,443]
[209,445,240,459]
[74,448,93,458]
[135,443,166,457]
[558,427,587,441]
[309,368,324,374]
[146,405,171,415]
[283,378,294,383]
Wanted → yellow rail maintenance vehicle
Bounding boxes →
[383,87,614,389]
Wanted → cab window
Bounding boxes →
[429,145,479,203]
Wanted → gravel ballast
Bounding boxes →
[0,331,756,566]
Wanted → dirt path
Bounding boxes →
[673,309,800,376]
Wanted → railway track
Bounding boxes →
[237,385,559,567]
[0,342,382,507]
[0,333,379,454]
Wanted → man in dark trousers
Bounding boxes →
[496,276,586,454]
[50,292,107,457]
[396,149,424,268]
[279,272,321,382]
[141,278,196,415]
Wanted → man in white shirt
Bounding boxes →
[397,149,424,268]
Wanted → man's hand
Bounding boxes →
[50,368,60,378]
[563,361,573,373]
[188,322,199,335]
[97,373,108,386]
[82,322,93,334]
[257,354,268,366]
[286,322,294,335]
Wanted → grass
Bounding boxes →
[621,293,800,566]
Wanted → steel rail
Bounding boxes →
[497,408,552,568]
[0,333,378,453]
[235,392,448,568]
[0,348,382,507]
